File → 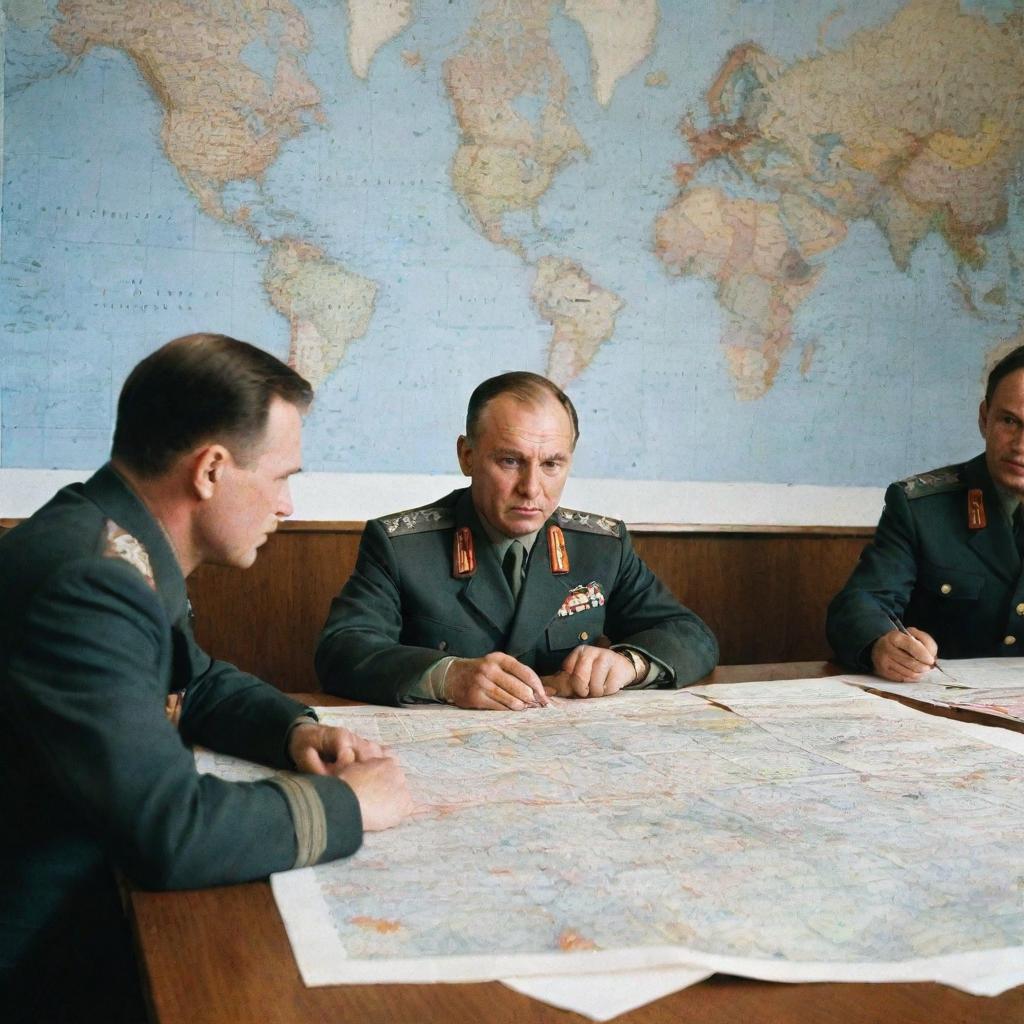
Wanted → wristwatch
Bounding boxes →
[619,647,650,684]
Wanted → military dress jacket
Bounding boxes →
[827,453,1024,669]
[0,465,362,1003]
[316,488,718,704]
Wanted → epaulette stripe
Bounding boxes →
[897,463,966,500]
[555,507,621,537]
[379,506,454,536]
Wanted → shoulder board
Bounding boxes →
[378,504,454,537]
[554,507,621,538]
[101,520,156,589]
[896,463,966,500]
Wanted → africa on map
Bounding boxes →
[2,1,1022,484]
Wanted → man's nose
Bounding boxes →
[517,463,541,496]
[277,482,295,519]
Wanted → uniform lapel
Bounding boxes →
[963,454,1019,583]
[506,521,573,657]
[454,491,516,633]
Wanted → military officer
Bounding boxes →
[0,334,411,1022]
[316,372,718,708]
[827,344,1024,682]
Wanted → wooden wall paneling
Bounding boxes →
[631,531,872,665]
[4,518,874,691]
[187,526,364,693]
[183,524,874,693]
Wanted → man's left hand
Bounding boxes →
[289,722,386,777]
[545,645,637,698]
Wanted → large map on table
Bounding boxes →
[3,0,1024,484]
[202,681,1024,993]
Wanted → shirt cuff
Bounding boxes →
[402,657,456,704]
[284,709,318,765]
[612,645,668,689]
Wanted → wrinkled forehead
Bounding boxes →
[478,394,576,451]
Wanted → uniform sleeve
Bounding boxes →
[316,519,448,704]
[5,559,362,890]
[603,527,719,686]
[177,635,315,769]
[826,483,919,670]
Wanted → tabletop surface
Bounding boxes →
[131,663,1024,1024]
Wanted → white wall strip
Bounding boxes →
[0,469,885,528]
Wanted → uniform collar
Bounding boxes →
[451,487,573,650]
[81,463,190,622]
[965,452,1017,516]
[963,453,1020,582]
[475,510,540,560]
[993,482,1020,525]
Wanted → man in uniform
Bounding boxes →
[827,344,1024,682]
[0,334,412,1022]
[317,372,718,708]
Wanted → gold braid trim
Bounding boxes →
[270,774,328,868]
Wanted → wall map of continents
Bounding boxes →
[2,0,1022,485]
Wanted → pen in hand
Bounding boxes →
[886,615,961,684]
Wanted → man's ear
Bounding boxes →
[190,445,230,500]
[978,399,989,439]
[456,435,473,477]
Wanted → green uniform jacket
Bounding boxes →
[0,465,362,1007]
[316,489,718,704]
[827,453,1024,669]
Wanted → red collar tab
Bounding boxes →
[547,524,570,574]
[452,526,477,578]
[967,488,986,530]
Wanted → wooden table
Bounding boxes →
[131,664,1024,1023]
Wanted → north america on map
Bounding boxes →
[2,0,1022,483]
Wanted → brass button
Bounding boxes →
[1016,603,1024,616]
[579,631,589,641]
[1005,635,1017,646]
[940,583,952,595]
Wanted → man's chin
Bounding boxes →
[216,549,260,571]
[995,466,1024,495]
[502,512,546,534]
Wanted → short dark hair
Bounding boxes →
[465,372,579,446]
[111,333,313,477]
[986,345,1024,405]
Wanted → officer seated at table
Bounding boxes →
[316,371,718,709]
[827,344,1024,682]
[0,333,411,1023]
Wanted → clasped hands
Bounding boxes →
[443,644,646,711]
[288,722,413,831]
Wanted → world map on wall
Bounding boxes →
[2,0,1023,484]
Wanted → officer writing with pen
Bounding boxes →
[828,345,1024,682]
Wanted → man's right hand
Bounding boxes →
[871,627,938,682]
[444,652,549,710]
[340,756,414,831]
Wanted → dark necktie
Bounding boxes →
[502,541,524,601]
[1014,505,1024,560]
